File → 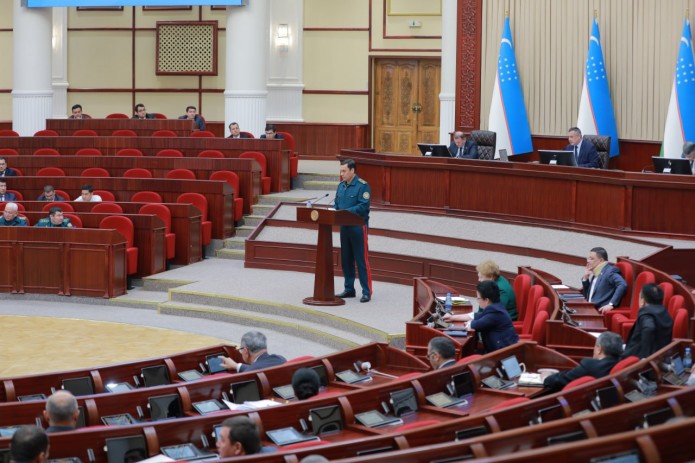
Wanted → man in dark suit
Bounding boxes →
[623,283,673,359]
[9,426,48,463]
[260,124,284,140]
[43,391,79,433]
[448,131,479,159]
[227,122,252,139]
[218,331,287,372]
[178,105,205,131]
[565,127,601,168]
[0,179,16,201]
[427,337,457,369]
[543,331,623,391]
[132,103,155,120]
[682,141,695,174]
[581,247,628,314]
[0,157,17,177]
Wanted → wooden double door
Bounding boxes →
[373,58,441,155]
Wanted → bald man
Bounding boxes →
[43,390,79,432]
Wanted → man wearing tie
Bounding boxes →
[581,247,627,314]
[448,131,479,159]
[565,127,601,168]
[0,179,17,202]
[681,141,695,174]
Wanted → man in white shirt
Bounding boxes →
[74,184,102,202]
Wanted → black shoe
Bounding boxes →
[336,290,356,298]
[360,295,371,303]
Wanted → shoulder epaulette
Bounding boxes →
[358,178,367,184]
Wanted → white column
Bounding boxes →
[266,0,304,122]
[52,7,69,119]
[439,0,457,144]
[224,0,269,137]
[12,0,53,135]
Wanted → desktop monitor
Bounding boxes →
[417,143,452,157]
[652,156,693,175]
[389,387,418,417]
[104,435,147,463]
[62,377,94,396]
[539,150,578,167]
[148,394,182,420]
[230,380,261,404]
[451,371,475,397]
[141,365,170,387]
[311,365,329,388]
[309,405,343,435]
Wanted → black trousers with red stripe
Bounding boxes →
[339,224,372,297]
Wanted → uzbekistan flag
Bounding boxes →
[488,16,533,157]
[576,19,619,156]
[662,19,695,158]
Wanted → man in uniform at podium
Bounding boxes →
[334,159,372,303]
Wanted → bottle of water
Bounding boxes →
[683,347,692,370]
[444,293,452,313]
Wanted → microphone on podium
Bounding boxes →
[305,193,330,208]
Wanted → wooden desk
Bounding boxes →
[7,177,233,239]
[46,118,196,137]
[0,227,126,298]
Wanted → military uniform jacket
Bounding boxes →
[335,175,371,224]
[35,218,73,227]
[0,216,27,226]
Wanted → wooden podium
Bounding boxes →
[297,206,364,306]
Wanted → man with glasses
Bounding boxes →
[259,124,284,140]
[218,331,286,372]
[427,337,457,370]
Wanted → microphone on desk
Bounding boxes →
[305,193,330,208]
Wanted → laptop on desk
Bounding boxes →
[663,355,690,385]
[417,144,452,157]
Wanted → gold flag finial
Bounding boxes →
[505,8,509,17]
[594,9,598,19]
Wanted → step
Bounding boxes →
[157,300,379,351]
[216,248,245,260]
[303,180,339,191]
[234,225,257,238]
[223,236,247,250]
[251,204,275,216]
[110,287,169,310]
[242,215,266,227]
[257,194,313,206]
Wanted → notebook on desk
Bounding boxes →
[354,410,402,428]
[266,427,320,446]
[336,370,372,384]
[481,375,515,390]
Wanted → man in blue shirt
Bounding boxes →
[334,159,372,303]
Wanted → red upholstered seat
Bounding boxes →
[240,151,271,194]
[131,191,162,203]
[19,214,30,225]
[512,274,531,322]
[123,168,153,179]
[209,170,243,222]
[75,148,102,156]
[34,129,59,136]
[608,271,655,333]
[177,192,211,245]
[8,190,23,201]
[14,203,26,211]
[92,202,123,214]
[106,113,129,119]
[72,129,98,137]
[116,148,143,157]
[516,285,543,335]
[610,356,640,374]
[34,148,61,156]
[37,167,66,176]
[0,130,19,136]
[198,150,224,158]
[42,202,74,212]
[0,148,19,157]
[659,282,674,311]
[191,130,215,138]
[562,375,596,391]
[614,262,635,309]
[64,213,82,228]
[156,149,183,157]
[153,113,167,120]
[112,129,137,137]
[100,216,138,275]
[530,310,549,344]
[55,190,71,201]
[668,295,685,319]
[9,168,22,176]
[166,169,196,180]
[488,397,530,411]
[140,204,175,260]
[277,131,298,177]
[519,296,549,340]
[240,131,254,138]
[81,167,110,177]
[152,130,176,137]
[95,190,115,202]
[672,308,689,339]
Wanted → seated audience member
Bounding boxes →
[74,184,102,202]
[260,124,284,139]
[132,103,155,120]
[543,331,623,392]
[0,203,27,226]
[35,207,73,228]
[565,126,600,168]
[622,283,673,359]
[448,131,478,159]
[581,246,627,314]
[178,105,205,131]
[0,179,16,201]
[682,141,695,174]
[216,416,275,457]
[43,390,79,432]
[0,157,17,177]
[68,104,91,119]
[219,331,287,372]
[477,259,517,321]
[427,336,457,369]
[227,122,251,139]
[444,280,519,353]
[37,185,66,202]
[10,426,49,463]
[292,368,321,400]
